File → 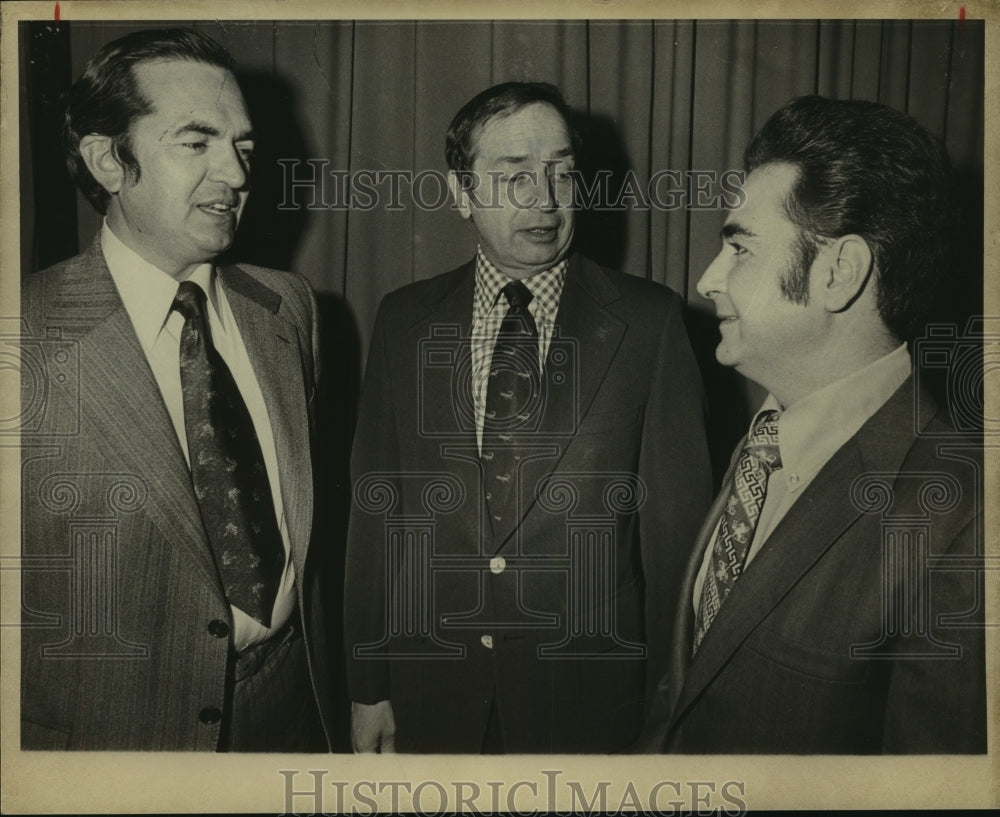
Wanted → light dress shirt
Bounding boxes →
[102,222,295,651]
[693,343,912,612]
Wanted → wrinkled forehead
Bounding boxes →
[468,101,573,165]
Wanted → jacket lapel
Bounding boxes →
[52,243,224,593]
[493,254,628,548]
[539,253,626,438]
[667,379,926,735]
[408,260,478,445]
[220,266,314,580]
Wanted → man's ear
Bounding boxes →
[447,170,472,221]
[78,134,126,196]
[819,234,874,313]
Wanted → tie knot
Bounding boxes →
[172,280,208,322]
[501,280,533,311]
[746,409,781,470]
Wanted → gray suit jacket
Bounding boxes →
[20,239,333,750]
[639,379,986,753]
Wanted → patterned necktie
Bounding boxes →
[692,409,782,654]
[482,281,542,526]
[173,281,284,627]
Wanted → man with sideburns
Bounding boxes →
[21,28,333,750]
[344,81,712,753]
[641,96,986,753]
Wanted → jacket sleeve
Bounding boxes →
[881,512,987,752]
[637,291,713,698]
[342,296,399,704]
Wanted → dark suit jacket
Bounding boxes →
[343,253,712,753]
[20,239,334,750]
[639,378,986,753]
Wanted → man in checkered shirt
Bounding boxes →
[345,81,712,754]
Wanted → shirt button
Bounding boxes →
[489,556,506,575]
[480,635,494,649]
[207,619,230,638]
[199,706,222,725]
[788,473,801,488]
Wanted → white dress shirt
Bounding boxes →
[101,222,295,651]
[693,343,912,612]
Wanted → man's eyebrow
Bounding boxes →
[170,121,255,142]
[721,222,756,241]
[494,146,575,165]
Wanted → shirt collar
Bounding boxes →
[756,343,912,492]
[473,247,568,320]
[101,221,218,353]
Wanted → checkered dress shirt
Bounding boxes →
[471,248,567,450]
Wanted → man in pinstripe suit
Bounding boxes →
[20,28,333,750]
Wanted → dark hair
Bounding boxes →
[65,28,235,214]
[445,81,578,186]
[745,95,954,341]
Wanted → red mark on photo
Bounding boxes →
[959,6,966,32]
[54,1,60,21]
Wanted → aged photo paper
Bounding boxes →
[1,0,996,812]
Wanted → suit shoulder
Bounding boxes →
[230,262,316,317]
[23,252,85,297]
[575,255,681,304]
[580,261,685,327]
[21,251,102,330]
[232,262,312,298]
[609,268,682,304]
[377,264,469,317]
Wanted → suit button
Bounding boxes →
[207,620,229,638]
[480,635,494,649]
[489,556,506,575]
[199,706,222,724]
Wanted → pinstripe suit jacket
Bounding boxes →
[19,238,333,750]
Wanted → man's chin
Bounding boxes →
[714,343,740,369]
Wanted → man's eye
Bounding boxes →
[729,242,747,256]
[182,142,207,152]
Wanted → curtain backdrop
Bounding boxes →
[17,16,986,751]
[21,19,984,413]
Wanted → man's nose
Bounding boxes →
[212,144,249,189]
[696,251,728,300]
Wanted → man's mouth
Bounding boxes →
[198,202,238,216]
[521,225,559,239]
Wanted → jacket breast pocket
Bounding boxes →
[742,630,872,685]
